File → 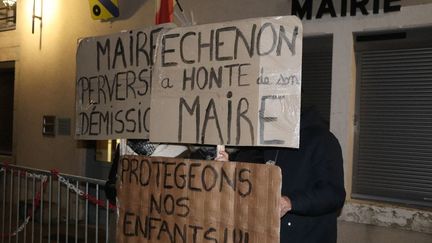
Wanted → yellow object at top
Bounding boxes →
[88,0,119,20]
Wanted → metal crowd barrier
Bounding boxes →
[0,163,116,243]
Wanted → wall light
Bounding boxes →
[2,0,16,7]
[32,0,42,34]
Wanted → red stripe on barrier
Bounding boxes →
[0,165,117,238]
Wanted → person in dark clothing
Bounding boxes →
[234,106,346,243]
[105,144,120,205]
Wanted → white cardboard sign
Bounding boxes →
[75,24,175,139]
[150,16,303,148]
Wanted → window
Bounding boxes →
[353,27,432,207]
[0,61,14,155]
[0,1,16,31]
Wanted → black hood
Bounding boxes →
[300,106,329,130]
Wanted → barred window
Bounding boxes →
[353,27,432,207]
[0,1,16,31]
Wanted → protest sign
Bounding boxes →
[117,155,282,243]
[75,24,175,139]
[150,16,302,148]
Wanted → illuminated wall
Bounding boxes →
[10,0,155,174]
[3,0,432,184]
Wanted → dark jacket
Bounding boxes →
[234,107,345,243]
[264,107,346,243]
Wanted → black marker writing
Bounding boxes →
[161,22,298,66]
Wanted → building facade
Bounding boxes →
[0,0,431,240]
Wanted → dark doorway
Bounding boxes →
[0,61,14,155]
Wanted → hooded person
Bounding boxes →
[232,105,345,243]
[265,105,345,243]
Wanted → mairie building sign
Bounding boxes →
[292,0,402,20]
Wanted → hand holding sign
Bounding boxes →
[279,196,292,218]
[215,145,229,161]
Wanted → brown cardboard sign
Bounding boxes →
[75,24,175,140]
[150,16,303,148]
[117,155,282,243]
